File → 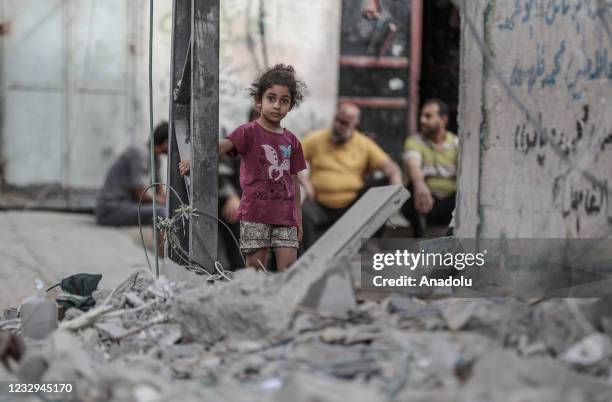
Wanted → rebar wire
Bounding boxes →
[137,182,245,276]
[148,0,159,278]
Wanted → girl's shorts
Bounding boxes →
[239,221,299,253]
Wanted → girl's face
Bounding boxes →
[257,84,292,125]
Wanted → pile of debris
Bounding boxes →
[2,187,611,401]
[2,266,612,402]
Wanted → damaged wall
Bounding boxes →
[218,0,341,137]
[0,0,340,196]
[456,0,612,238]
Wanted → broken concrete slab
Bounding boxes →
[292,185,410,269]
[173,269,290,345]
[8,233,612,402]
[15,330,95,384]
[79,363,172,402]
[298,257,357,319]
[289,185,409,314]
[174,186,409,344]
[273,372,381,402]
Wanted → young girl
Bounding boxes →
[219,64,307,271]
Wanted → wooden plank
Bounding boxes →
[338,96,407,108]
[339,55,409,68]
[288,185,409,317]
[167,0,192,263]
[189,0,219,270]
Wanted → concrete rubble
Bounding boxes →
[0,266,611,402]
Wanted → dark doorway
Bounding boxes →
[419,0,460,134]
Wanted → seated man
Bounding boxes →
[95,122,168,226]
[300,102,402,251]
[401,99,457,237]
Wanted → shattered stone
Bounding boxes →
[532,299,597,355]
[2,242,612,402]
[319,325,383,345]
[462,348,612,401]
[63,307,84,321]
[172,269,292,345]
[0,318,20,333]
[298,258,357,319]
[2,307,19,321]
[95,319,129,340]
[561,333,611,369]
[273,372,381,402]
[80,363,171,402]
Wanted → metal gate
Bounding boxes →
[0,0,139,208]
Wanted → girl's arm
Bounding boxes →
[297,170,315,200]
[219,138,235,157]
[293,174,302,242]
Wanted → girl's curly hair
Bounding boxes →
[248,64,307,107]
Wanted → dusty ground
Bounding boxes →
[0,211,153,308]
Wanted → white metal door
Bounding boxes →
[0,0,137,202]
[1,0,65,187]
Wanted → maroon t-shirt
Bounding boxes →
[227,121,307,226]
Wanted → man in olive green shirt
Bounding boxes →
[402,99,458,237]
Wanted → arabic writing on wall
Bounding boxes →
[493,0,612,233]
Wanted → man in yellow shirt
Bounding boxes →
[402,99,458,237]
[300,102,402,250]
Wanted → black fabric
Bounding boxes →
[401,186,455,237]
[59,273,102,297]
[301,200,352,252]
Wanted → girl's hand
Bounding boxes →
[222,195,240,223]
[179,160,191,176]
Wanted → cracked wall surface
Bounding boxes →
[456,0,612,238]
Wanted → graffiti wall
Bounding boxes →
[456,0,612,237]
[138,0,341,140]
[137,0,341,184]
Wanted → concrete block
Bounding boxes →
[173,186,409,343]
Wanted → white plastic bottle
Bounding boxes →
[20,279,58,339]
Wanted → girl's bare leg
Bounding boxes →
[246,248,269,271]
[274,247,298,272]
